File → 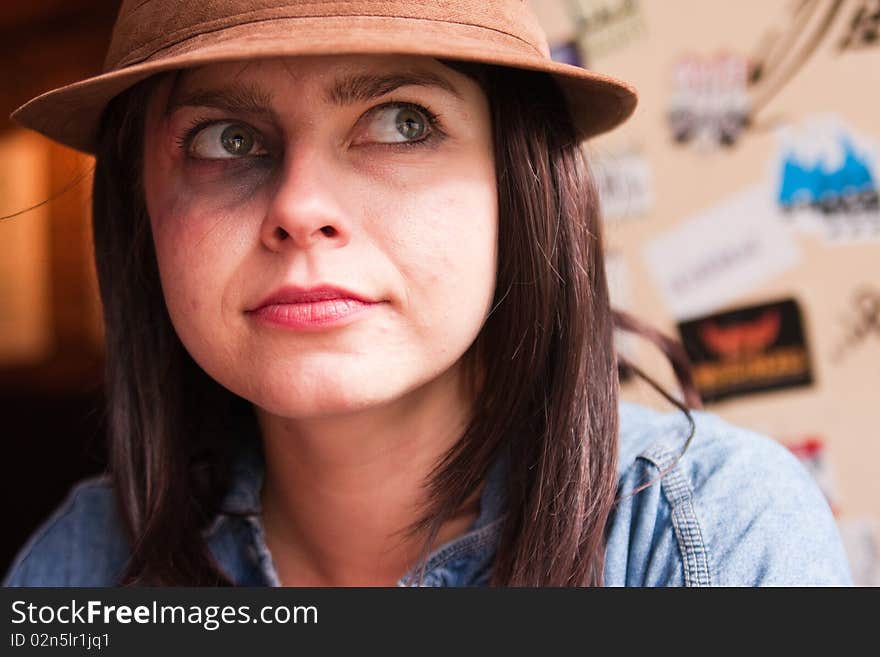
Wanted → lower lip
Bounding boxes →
[249,299,381,331]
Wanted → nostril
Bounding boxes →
[275,227,289,240]
[320,226,337,237]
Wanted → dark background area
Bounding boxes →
[1,0,120,577]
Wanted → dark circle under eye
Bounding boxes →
[395,108,427,141]
[220,124,255,156]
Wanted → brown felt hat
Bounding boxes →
[11,0,638,154]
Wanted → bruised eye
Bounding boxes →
[187,122,268,159]
[357,104,436,145]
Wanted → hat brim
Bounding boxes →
[12,15,637,154]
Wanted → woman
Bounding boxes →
[4,0,852,586]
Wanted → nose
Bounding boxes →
[260,143,352,252]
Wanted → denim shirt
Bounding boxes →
[3,401,853,587]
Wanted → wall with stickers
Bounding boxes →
[529,0,880,584]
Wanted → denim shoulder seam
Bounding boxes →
[637,442,713,587]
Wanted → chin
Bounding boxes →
[245,374,410,420]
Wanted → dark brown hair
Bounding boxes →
[91,61,697,586]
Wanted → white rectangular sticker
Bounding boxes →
[643,186,801,320]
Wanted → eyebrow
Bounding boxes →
[165,70,464,118]
[324,71,464,105]
[165,84,278,120]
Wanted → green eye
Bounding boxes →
[220,125,255,156]
[395,108,427,141]
[359,104,435,145]
[187,122,267,159]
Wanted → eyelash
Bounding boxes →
[173,101,445,157]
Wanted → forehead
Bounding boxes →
[166,54,468,106]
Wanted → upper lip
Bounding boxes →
[249,284,379,311]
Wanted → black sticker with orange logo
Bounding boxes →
[677,298,814,403]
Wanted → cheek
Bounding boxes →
[146,147,269,248]
[150,220,230,341]
[144,154,261,336]
[376,163,498,323]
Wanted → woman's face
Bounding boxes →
[142,55,497,418]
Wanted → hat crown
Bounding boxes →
[106,0,550,71]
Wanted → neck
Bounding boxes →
[256,364,481,586]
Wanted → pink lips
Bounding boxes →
[247,285,382,331]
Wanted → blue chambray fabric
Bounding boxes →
[3,401,854,587]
